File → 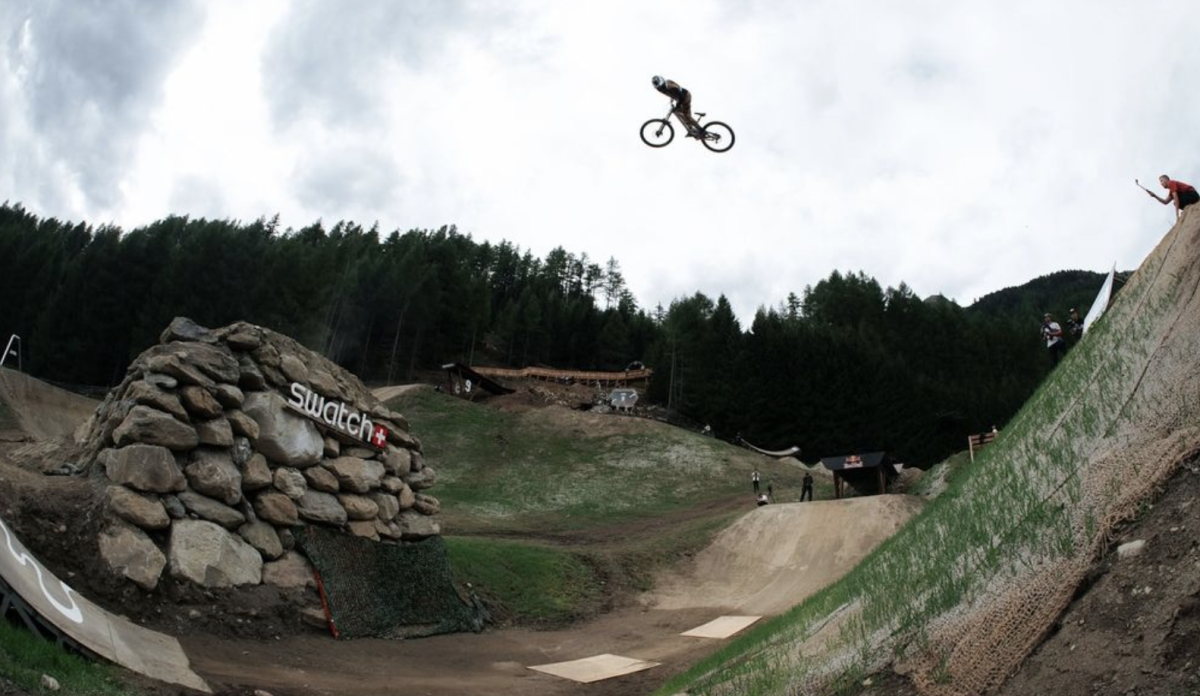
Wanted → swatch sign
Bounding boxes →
[285,382,389,449]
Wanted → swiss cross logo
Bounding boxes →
[371,425,389,448]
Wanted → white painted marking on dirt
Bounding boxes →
[681,615,762,638]
[528,653,659,683]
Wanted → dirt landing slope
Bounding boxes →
[0,368,97,441]
[650,495,925,615]
[370,383,427,402]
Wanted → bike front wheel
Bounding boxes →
[700,121,735,152]
[640,119,674,148]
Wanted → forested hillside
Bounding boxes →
[0,203,1102,465]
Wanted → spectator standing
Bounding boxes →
[800,472,814,502]
[1066,308,1083,343]
[1042,313,1066,366]
[751,469,761,494]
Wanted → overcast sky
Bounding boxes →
[3,0,1198,321]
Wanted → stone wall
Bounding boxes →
[79,318,440,591]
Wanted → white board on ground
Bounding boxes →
[528,653,660,683]
[0,515,211,692]
[681,615,762,639]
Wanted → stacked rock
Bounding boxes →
[79,318,440,592]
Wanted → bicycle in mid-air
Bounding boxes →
[640,102,735,153]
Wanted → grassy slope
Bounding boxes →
[391,389,810,533]
[390,389,813,623]
[654,222,1200,695]
[445,536,602,623]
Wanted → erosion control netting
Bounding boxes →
[679,214,1200,696]
[900,206,1200,696]
[296,527,483,639]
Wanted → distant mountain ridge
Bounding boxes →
[966,269,1124,323]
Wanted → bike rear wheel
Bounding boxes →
[700,121,735,152]
[640,119,674,147]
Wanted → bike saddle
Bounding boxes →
[694,112,706,119]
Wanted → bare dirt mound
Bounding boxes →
[997,459,1200,696]
[650,495,925,615]
[0,368,97,442]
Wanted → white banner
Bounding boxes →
[1083,267,1115,335]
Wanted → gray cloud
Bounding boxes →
[261,1,520,130]
[2,0,204,211]
[293,143,403,219]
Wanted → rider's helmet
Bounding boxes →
[651,75,665,88]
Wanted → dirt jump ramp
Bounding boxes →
[0,368,97,441]
[0,514,210,692]
[650,495,925,616]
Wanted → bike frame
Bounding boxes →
[667,102,703,136]
[641,102,733,152]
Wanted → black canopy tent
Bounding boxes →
[819,451,900,498]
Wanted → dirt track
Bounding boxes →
[180,494,924,696]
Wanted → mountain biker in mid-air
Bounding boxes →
[651,75,700,136]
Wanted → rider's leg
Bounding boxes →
[678,93,697,133]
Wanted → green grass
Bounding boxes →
[395,388,811,624]
[906,451,972,498]
[0,620,138,695]
[445,536,603,623]
[390,389,808,532]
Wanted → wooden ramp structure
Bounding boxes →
[0,515,210,692]
[440,363,516,398]
[470,365,652,387]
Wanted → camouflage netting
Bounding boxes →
[296,526,483,638]
[898,214,1200,693]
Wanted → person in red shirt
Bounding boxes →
[651,75,700,136]
[1146,175,1199,217]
